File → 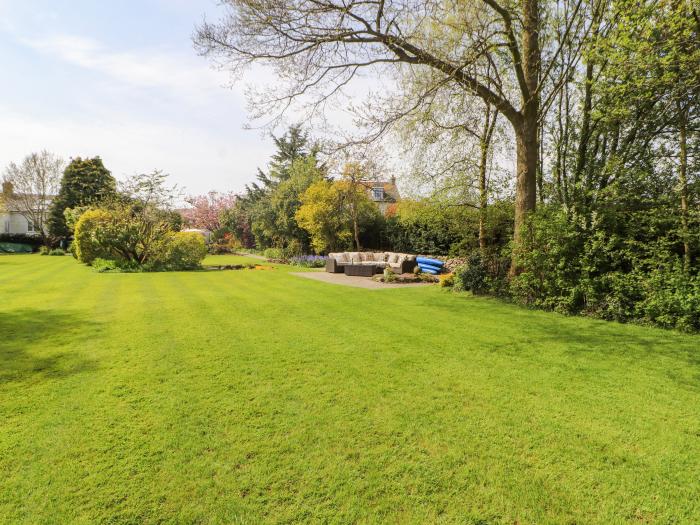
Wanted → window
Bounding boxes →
[26,219,35,233]
[3,220,9,233]
[372,187,384,200]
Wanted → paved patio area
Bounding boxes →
[291,271,433,289]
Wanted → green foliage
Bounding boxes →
[263,247,285,260]
[385,200,513,256]
[249,156,325,250]
[156,232,208,271]
[636,265,700,332]
[382,266,397,282]
[48,248,66,256]
[0,234,43,251]
[295,178,379,253]
[73,209,114,265]
[72,206,205,272]
[63,206,91,232]
[48,157,117,240]
[91,258,119,273]
[39,246,50,256]
[454,253,489,295]
[219,205,254,249]
[295,180,352,253]
[511,203,700,331]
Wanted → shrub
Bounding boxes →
[49,248,66,256]
[0,234,43,251]
[209,233,242,254]
[73,209,114,265]
[158,232,208,271]
[92,258,119,273]
[73,206,206,271]
[439,274,454,288]
[636,266,700,332]
[263,247,284,260]
[454,253,489,294]
[510,208,584,313]
[39,245,50,255]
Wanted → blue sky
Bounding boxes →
[0,0,278,195]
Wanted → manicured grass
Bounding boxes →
[1,254,699,524]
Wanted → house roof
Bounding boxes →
[361,179,400,203]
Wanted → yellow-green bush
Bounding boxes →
[73,209,113,264]
[159,232,207,270]
[73,207,206,272]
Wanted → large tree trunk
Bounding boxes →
[510,0,540,275]
[512,115,539,274]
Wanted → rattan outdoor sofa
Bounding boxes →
[326,252,417,274]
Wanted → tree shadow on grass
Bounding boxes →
[0,309,100,385]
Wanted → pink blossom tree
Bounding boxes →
[183,191,238,233]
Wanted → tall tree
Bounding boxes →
[48,157,117,240]
[194,0,596,268]
[242,125,324,249]
[2,151,64,246]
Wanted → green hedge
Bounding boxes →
[0,234,43,251]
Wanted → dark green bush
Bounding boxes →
[510,203,700,331]
[454,253,489,294]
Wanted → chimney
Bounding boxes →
[2,181,12,196]
[390,175,396,186]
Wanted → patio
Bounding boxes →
[291,271,432,289]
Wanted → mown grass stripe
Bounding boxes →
[1,254,700,523]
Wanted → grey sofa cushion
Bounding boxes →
[360,261,387,267]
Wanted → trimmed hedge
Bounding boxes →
[0,234,43,251]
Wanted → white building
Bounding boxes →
[1,181,48,236]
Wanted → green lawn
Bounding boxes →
[1,254,699,524]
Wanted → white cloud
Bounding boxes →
[18,33,239,106]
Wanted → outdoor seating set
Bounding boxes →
[326,252,417,277]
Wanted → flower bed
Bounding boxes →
[288,255,328,268]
